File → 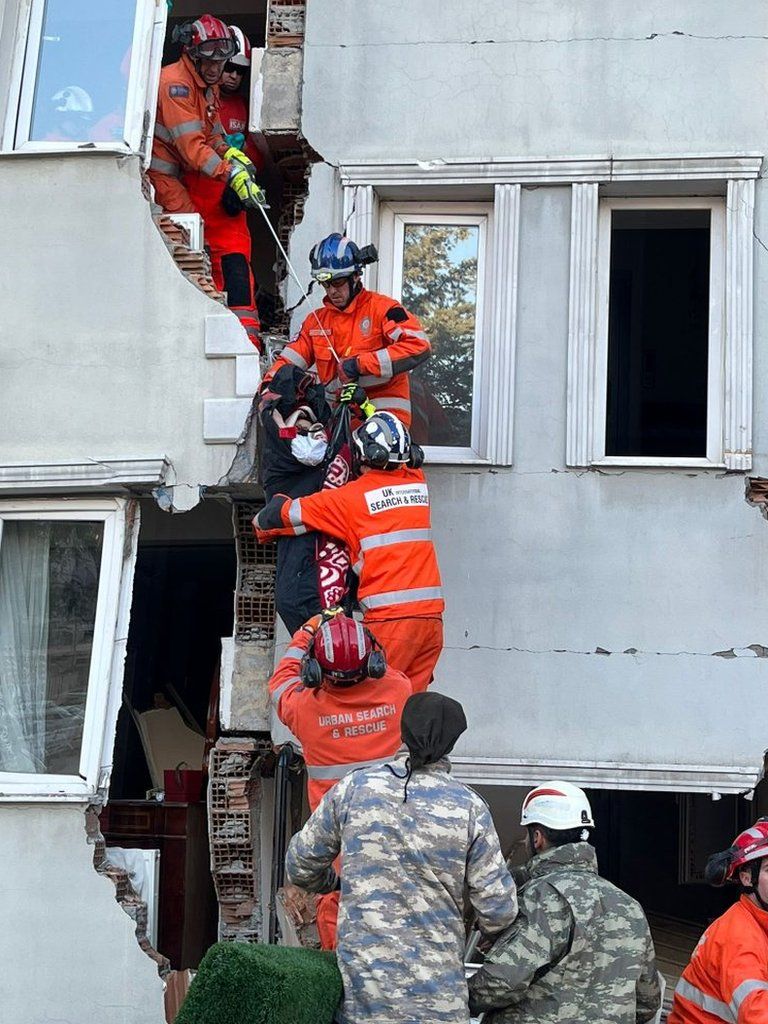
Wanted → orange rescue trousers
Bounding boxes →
[366,617,443,694]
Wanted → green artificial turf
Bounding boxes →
[174,942,343,1024]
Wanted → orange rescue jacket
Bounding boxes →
[149,54,231,197]
[254,466,444,622]
[265,289,431,427]
[269,625,412,810]
[669,896,768,1024]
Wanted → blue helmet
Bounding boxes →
[309,233,378,282]
[309,233,362,282]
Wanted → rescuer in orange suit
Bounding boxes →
[255,412,444,693]
[263,234,431,427]
[669,819,768,1024]
[269,611,411,948]
[147,15,264,350]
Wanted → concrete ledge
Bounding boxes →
[235,354,262,397]
[0,457,170,492]
[203,398,252,443]
[205,313,255,357]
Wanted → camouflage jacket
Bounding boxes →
[285,754,518,1024]
[467,842,660,1024]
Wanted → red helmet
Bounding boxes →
[175,15,238,61]
[303,615,386,687]
[228,26,251,68]
[705,819,768,886]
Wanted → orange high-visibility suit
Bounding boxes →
[264,290,431,427]
[270,622,411,948]
[668,895,768,1024]
[148,54,261,349]
[255,466,444,692]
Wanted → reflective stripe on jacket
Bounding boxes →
[254,466,444,621]
[264,289,431,428]
[268,624,412,810]
[669,896,768,1024]
[149,54,231,189]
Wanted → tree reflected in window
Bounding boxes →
[401,224,479,447]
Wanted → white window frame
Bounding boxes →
[0,497,136,801]
[2,0,166,160]
[378,202,492,464]
[593,196,726,468]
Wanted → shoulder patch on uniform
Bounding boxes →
[169,84,190,98]
[385,305,408,323]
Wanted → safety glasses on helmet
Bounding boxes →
[223,61,245,74]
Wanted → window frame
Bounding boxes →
[378,201,493,463]
[593,196,726,468]
[0,497,132,800]
[3,0,166,159]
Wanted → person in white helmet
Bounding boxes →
[468,780,661,1024]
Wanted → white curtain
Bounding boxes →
[0,522,51,772]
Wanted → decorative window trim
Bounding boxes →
[374,188,519,465]
[2,0,167,161]
[567,181,755,470]
[341,154,762,188]
[0,458,170,493]
[451,755,759,795]
[0,497,138,801]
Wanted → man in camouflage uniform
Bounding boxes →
[468,780,660,1024]
[285,692,518,1024]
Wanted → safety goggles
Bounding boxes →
[195,38,238,60]
[223,61,245,74]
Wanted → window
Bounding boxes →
[5,0,166,155]
[594,198,725,466]
[0,498,135,799]
[379,204,490,459]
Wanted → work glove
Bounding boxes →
[339,357,360,383]
[226,147,267,210]
[224,132,246,152]
[301,607,342,638]
[339,383,376,419]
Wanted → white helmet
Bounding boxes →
[520,781,595,831]
[228,25,251,67]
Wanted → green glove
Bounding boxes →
[339,383,376,418]
[224,145,251,168]
[229,168,267,209]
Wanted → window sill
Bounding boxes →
[423,447,494,466]
[0,774,98,801]
[590,456,726,469]
[0,143,135,159]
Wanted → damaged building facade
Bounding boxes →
[2,0,768,1021]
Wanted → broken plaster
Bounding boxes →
[448,642,768,659]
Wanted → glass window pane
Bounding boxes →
[28,0,136,143]
[400,223,480,447]
[0,520,104,774]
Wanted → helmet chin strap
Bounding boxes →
[747,860,768,912]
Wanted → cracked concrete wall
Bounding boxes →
[0,154,241,503]
[302,0,768,162]
[0,804,164,1024]
[295,2,768,779]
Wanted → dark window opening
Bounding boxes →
[606,209,711,458]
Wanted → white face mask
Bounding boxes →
[291,432,328,466]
